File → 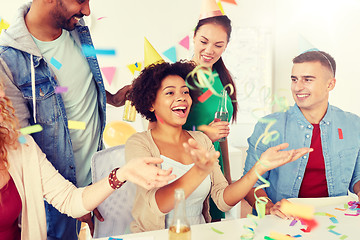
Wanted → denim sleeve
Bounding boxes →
[350,149,360,193]
[244,121,270,188]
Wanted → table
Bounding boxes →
[94,196,360,240]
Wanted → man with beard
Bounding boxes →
[0,0,129,239]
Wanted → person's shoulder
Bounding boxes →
[126,130,151,145]
[188,130,212,147]
[7,135,38,160]
[330,105,360,122]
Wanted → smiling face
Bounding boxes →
[50,0,91,31]
[193,23,228,68]
[291,61,336,121]
[150,75,192,127]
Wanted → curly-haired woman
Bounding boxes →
[126,60,312,232]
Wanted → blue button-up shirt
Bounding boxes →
[243,104,360,203]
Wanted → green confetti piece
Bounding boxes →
[340,235,348,239]
[314,212,327,216]
[344,204,349,209]
[211,227,224,234]
[327,225,336,230]
[264,236,275,240]
[20,124,43,135]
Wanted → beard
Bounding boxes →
[50,0,82,31]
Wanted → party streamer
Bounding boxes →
[185,65,234,101]
[240,96,289,239]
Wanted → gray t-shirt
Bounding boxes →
[32,30,101,187]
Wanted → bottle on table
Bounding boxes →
[214,89,229,142]
[168,188,191,240]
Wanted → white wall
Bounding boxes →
[1,0,359,149]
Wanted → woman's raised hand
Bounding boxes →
[117,157,176,189]
[183,138,220,174]
[256,143,313,174]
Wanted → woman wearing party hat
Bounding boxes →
[183,0,238,221]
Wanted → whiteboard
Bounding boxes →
[222,27,273,147]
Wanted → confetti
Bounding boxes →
[338,128,343,139]
[155,113,164,124]
[82,45,116,57]
[269,231,295,240]
[280,202,314,220]
[264,236,275,240]
[335,208,346,211]
[20,124,43,135]
[329,217,338,224]
[211,227,224,234]
[344,213,360,216]
[55,86,68,93]
[328,229,341,235]
[68,120,86,130]
[198,89,213,103]
[50,57,62,70]
[18,135,27,144]
[289,219,298,226]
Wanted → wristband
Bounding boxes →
[108,167,126,189]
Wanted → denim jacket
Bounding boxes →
[0,3,106,239]
[244,104,360,203]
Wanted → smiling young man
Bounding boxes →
[0,0,128,239]
[244,51,360,219]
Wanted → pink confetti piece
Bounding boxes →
[55,86,68,93]
[198,89,213,103]
[97,17,107,20]
[155,113,164,124]
[344,213,360,216]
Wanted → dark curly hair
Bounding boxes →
[130,60,197,122]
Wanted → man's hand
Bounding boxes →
[256,143,313,175]
[268,199,294,220]
[76,208,103,237]
[106,84,132,107]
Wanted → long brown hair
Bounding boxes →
[0,82,20,202]
[194,15,238,122]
